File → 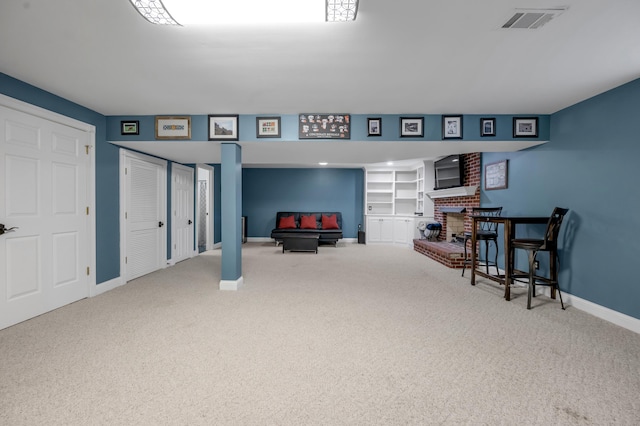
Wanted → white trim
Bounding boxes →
[91,277,124,297]
[220,277,243,291]
[0,93,97,299]
[537,287,640,334]
[119,149,168,283]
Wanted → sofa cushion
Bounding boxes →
[300,214,317,229]
[321,214,339,230]
[278,215,297,229]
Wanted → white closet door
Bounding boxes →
[125,154,166,281]
[0,105,90,330]
[172,163,194,263]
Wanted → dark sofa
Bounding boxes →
[270,212,343,245]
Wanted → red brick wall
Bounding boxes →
[433,153,481,241]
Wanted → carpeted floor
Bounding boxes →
[1,242,639,425]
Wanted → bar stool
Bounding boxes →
[461,207,502,277]
[510,207,569,310]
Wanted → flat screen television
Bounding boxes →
[434,154,464,190]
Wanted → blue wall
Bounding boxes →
[481,78,640,320]
[0,73,120,284]
[242,168,365,238]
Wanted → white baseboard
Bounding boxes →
[220,277,243,291]
[91,276,124,297]
[538,287,640,334]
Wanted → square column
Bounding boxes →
[220,143,243,290]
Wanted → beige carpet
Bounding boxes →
[1,242,639,425]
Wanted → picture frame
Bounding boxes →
[299,114,350,139]
[442,115,463,139]
[485,159,508,191]
[209,115,239,141]
[367,117,382,136]
[256,116,281,138]
[121,120,139,136]
[155,116,191,140]
[480,118,496,137]
[400,117,424,138]
[513,117,538,138]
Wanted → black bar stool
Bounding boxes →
[462,207,502,277]
[510,207,570,310]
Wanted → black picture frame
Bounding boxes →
[208,115,239,141]
[400,117,424,138]
[256,116,281,138]
[442,115,463,139]
[367,118,382,136]
[485,159,508,190]
[480,118,496,137]
[513,117,538,138]
[298,114,350,139]
[121,120,139,136]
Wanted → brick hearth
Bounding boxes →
[413,239,466,269]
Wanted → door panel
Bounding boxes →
[172,164,194,263]
[1,104,89,330]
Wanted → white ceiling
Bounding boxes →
[2,0,639,167]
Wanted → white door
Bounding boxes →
[0,104,91,330]
[171,163,194,263]
[122,151,166,281]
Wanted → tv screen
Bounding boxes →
[434,155,464,190]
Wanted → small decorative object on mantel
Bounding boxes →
[442,115,463,139]
[256,116,281,138]
[480,117,496,137]
[400,117,424,137]
[121,120,139,136]
[485,159,508,190]
[513,117,538,138]
[155,116,191,140]
[367,117,381,136]
[299,114,350,139]
[209,115,239,141]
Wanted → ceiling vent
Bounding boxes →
[502,7,567,29]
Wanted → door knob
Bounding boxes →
[188,220,193,225]
[158,221,164,227]
[0,223,18,235]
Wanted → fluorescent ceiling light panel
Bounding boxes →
[326,0,359,22]
[130,0,357,25]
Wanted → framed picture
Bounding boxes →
[121,120,139,135]
[442,115,463,139]
[367,118,382,136]
[256,117,281,138]
[299,114,350,139]
[400,117,424,137]
[485,159,508,191]
[480,118,496,137]
[209,115,239,141]
[155,116,191,140]
[513,117,538,138]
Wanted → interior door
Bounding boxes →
[124,152,166,281]
[172,163,194,263]
[0,104,90,330]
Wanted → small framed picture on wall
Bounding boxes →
[480,118,496,137]
[442,115,463,139]
[513,117,538,138]
[368,118,381,136]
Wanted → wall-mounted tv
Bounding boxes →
[434,154,464,190]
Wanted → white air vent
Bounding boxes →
[502,7,567,29]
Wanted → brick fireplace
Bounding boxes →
[413,153,481,268]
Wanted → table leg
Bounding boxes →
[470,218,477,286]
[503,220,513,301]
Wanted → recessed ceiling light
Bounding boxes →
[386,161,394,166]
[319,162,328,166]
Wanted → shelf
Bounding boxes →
[426,185,478,199]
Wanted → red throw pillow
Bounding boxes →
[300,215,317,229]
[278,215,296,229]
[321,214,339,230]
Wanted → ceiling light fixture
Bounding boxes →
[319,162,328,166]
[129,0,358,25]
[326,0,359,22]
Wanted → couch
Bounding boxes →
[270,212,343,245]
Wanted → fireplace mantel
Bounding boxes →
[426,185,478,199]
